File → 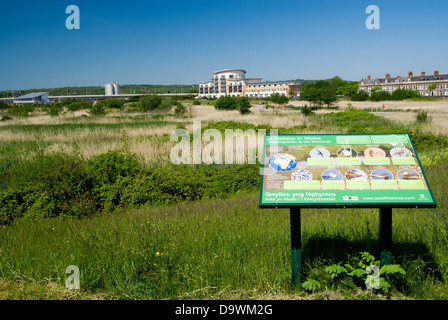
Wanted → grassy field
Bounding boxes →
[0,100,447,300]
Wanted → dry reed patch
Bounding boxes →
[191,105,307,128]
[378,112,448,136]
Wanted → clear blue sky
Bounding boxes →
[1,0,447,90]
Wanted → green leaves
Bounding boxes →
[302,252,406,294]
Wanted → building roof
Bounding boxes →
[15,92,49,100]
[213,69,246,75]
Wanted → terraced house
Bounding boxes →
[198,69,301,99]
[358,70,448,97]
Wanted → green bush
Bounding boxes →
[106,99,125,109]
[7,104,37,118]
[301,104,314,116]
[192,100,201,105]
[415,109,432,124]
[237,96,252,114]
[174,103,187,115]
[0,149,262,224]
[138,94,163,112]
[0,101,10,109]
[350,90,369,101]
[46,103,63,116]
[88,101,106,116]
[0,115,13,121]
[369,90,391,102]
[270,93,289,105]
[391,89,421,101]
[214,96,238,111]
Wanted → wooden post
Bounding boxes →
[290,208,302,286]
[379,207,392,266]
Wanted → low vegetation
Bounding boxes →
[0,101,447,300]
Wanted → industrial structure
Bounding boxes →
[13,92,49,104]
[105,82,120,96]
[358,70,448,97]
[198,69,301,99]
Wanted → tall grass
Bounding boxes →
[1,105,448,299]
[1,161,447,300]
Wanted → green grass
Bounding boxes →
[1,160,447,300]
[1,107,448,299]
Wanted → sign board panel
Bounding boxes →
[259,134,436,208]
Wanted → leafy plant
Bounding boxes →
[237,96,252,115]
[300,104,314,116]
[415,108,432,124]
[302,252,406,294]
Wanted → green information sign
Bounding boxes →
[259,133,437,208]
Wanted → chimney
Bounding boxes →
[408,71,413,77]
[385,73,390,79]
[434,70,439,76]
[367,75,371,80]
[421,71,425,76]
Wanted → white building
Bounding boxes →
[13,92,49,104]
[198,69,301,99]
[105,82,120,96]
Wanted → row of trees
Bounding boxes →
[299,76,427,106]
[351,88,422,102]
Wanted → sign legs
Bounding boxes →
[379,208,392,266]
[290,208,302,286]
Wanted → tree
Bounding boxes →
[270,93,289,105]
[369,90,391,102]
[391,88,421,101]
[337,82,359,97]
[214,96,238,110]
[300,81,337,107]
[350,90,369,101]
[427,83,438,91]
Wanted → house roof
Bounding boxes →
[15,92,49,100]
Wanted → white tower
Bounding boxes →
[105,82,119,96]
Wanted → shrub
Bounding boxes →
[174,103,187,115]
[88,101,106,116]
[138,94,162,112]
[192,100,201,105]
[270,93,289,105]
[214,96,238,111]
[301,104,314,116]
[0,101,10,109]
[47,103,63,117]
[0,115,13,121]
[369,90,391,102]
[415,109,432,124]
[7,104,37,118]
[391,89,421,101]
[237,96,252,114]
[106,99,125,109]
[350,90,369,101]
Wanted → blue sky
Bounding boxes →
[1,0,447,90]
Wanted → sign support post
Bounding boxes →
[290,208,302,286]
[379,207,392,266]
